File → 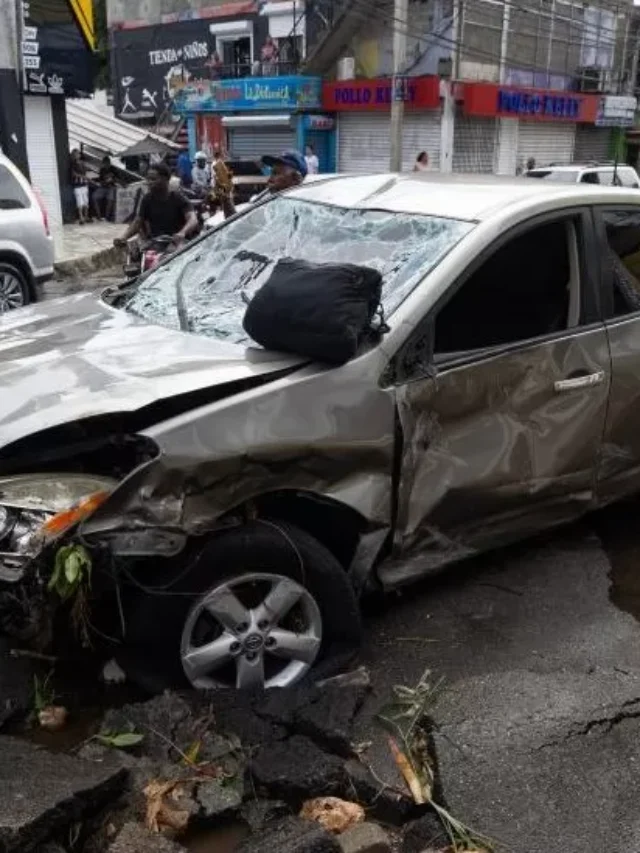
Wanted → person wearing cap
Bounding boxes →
[261,150,308,195]
[191,151,211,196]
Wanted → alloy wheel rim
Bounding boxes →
[0,273,24,312]
[180,572,323,690]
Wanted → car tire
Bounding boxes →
[117,520,362,692]
[0,262,30,313]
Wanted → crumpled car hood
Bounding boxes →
[0,292,304,450]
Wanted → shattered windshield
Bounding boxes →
[122,197,473,343]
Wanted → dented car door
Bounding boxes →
[381,209,611,587]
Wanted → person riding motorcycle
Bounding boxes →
[114,162,198,252]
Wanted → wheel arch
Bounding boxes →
[220,489,372,576]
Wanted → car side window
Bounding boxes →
[0,165,30,210]
[602,210,640,316]
[581,171,600,184]
[391,217,585,383]
[432,219,580,357]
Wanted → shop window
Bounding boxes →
[433,220,578,356]
[603,210,640,315]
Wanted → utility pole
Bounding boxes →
[389,0,408,171]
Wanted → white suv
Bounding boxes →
[526,163,640,188]
[0,152,54,312]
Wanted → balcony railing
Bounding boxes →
[206,59,303,80]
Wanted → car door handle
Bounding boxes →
[554,370,605,393]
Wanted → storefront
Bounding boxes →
[461,82,602,174]
[322,76,441,173]
[174,75,326,163]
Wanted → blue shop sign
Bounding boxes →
[174,75,322,112]
[498,89,581,119]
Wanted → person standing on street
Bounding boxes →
[211,149,235,218]
[414,151,429,172]
[70,149,89,225]
[176,148,192,188]
[305,144,319,175]
[191,151,211,196]
[92,155,117,221]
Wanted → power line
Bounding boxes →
[343,0,638,87]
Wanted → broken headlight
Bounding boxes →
[0,474,118,579]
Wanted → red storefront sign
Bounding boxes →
[462,82,601,123]
[323,76,440,111]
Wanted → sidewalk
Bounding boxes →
[53,221,123,277]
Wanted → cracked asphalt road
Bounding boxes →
[42,271,640,852]
[357,506,640,853]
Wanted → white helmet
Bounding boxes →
[195,150,207,161]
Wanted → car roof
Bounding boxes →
[531,164,634,172]
[288,172,640,222]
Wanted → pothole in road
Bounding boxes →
[594,498,640,622]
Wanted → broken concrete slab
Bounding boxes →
[195,778,243,821]
[100,692,192,762]
[240,799,292,832]
[0,735,127,853]
[107,821,183,853]
[400,809,448,853]
[237,816,341,853]
[339,822,392,853]
[250,735,348,804]
[293,687,366,757]
[343,760,414,825]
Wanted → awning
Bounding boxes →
[118,135,178,158]
[221,113,292,128]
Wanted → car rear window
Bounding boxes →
[0,164,30,209]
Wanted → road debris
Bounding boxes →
[300,797,365,833]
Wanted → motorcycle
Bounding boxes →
[123,234,175,279]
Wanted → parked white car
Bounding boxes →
[526,163,640,188]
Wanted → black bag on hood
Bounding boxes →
[242,258,384,365]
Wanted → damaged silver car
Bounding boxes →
[2,173,640,690]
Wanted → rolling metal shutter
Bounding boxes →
[574,126,612,163]
[24,96,62,234]
[517,121,576,170]
[227,127,296,159]
[337,112,441,173]
[453,115,497,173]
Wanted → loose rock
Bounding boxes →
[344,760,414,825]
[339,822,392,853]
[107,820,184,853]
[0,735,127,852]
[401,808,448,853]
[195,779,243,820]
[294,687,366,756]
[300,798,365,834]
[100,692,191,762]
[250,735,348,803]
[238,816,341,853]
[240,799,291,832]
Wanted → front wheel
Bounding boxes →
[0,263,30,313]
[120,521,362,691]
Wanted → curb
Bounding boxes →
[54,245,123,278]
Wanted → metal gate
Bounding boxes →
[517,121,576,171]
[453,115,497,173]
[574,126,612,163]
[337,112,441,173]
[227,127,296,160]
[24,96,62,234]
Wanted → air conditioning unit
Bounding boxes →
[578,67,612,92]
